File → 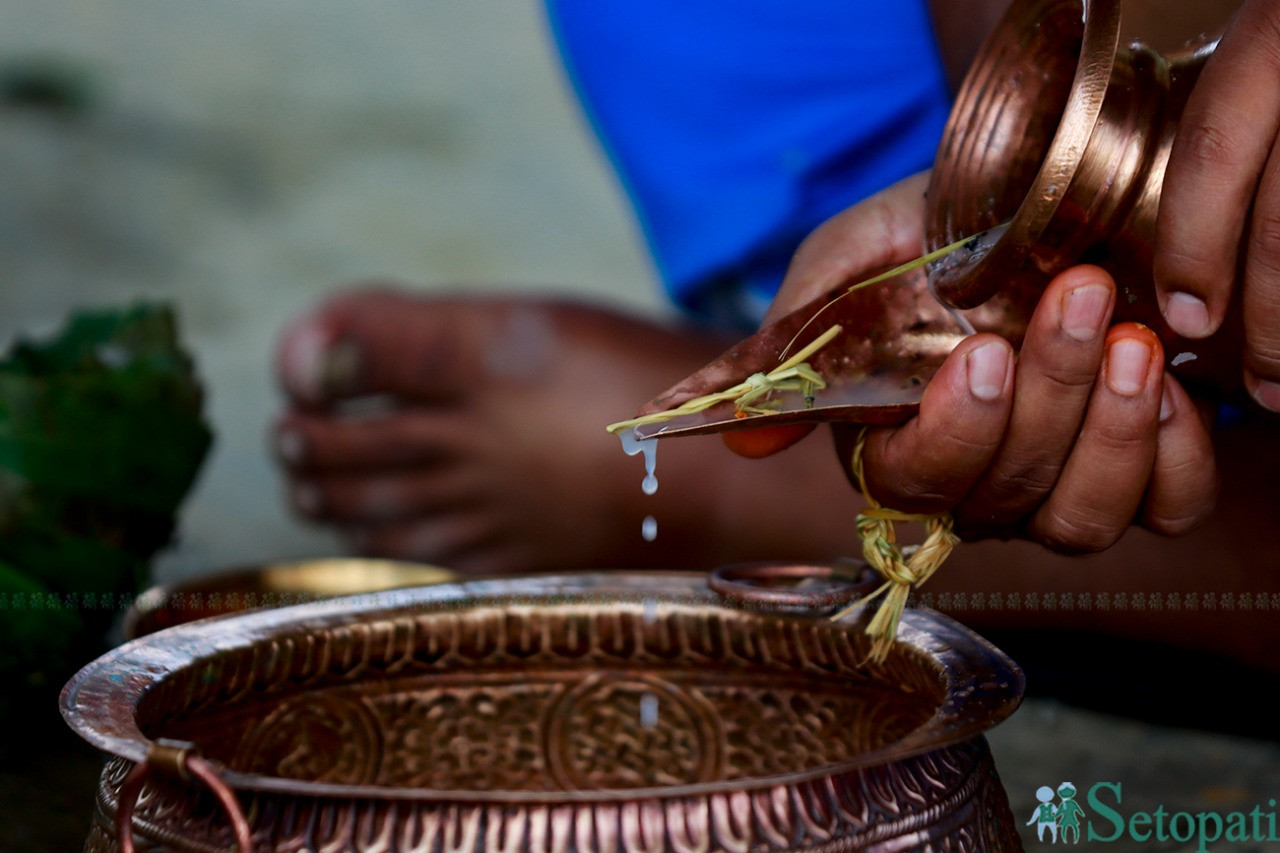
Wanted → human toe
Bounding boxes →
[276,286,492,406]
[287,466,479,525]
[273,408,470,472]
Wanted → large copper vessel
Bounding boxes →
[63,570,1024,851]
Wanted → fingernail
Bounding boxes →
[1159,383,1175,422]
[275,427,307,464]
[1105,337,1152,396]
[967,341,1010,402]
[1163,291,1210,338]
[1061,283,1111,341]
[1246,372,1280,413]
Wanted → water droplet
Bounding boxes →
[619,430,659,494]
[641,515,658,541]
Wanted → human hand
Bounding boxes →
[736,172,1219,552]
[1155,0,1280,412]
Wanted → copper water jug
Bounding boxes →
[926,0,1240,400]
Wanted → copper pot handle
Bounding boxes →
[116,738,253,853]
[709,562,874,609]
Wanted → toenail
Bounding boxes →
[281,323,329,401]
[320,339,362,396]
[281,323,362,402]
[1159,382,1175,423]
[275,428,307,464]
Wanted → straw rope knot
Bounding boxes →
[833,428,961,664]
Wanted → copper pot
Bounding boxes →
[63,569,1024,851]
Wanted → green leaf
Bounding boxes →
[0,301,212,595]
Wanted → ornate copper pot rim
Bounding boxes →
[62,570,1023,804]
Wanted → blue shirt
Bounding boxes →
[546,0,952,328]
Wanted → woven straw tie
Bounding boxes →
[831,428,960,664]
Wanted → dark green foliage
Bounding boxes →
[0,303,212,722]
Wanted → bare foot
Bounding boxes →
[273,287,863,575]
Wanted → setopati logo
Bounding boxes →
[1028,782,1279,851]
[1028,783,1087,843]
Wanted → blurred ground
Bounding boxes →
[1,3,1276,851]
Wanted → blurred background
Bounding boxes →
[1,0,664,583]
